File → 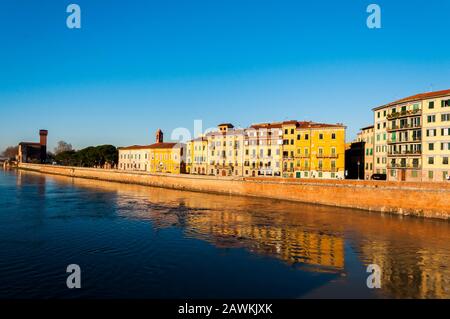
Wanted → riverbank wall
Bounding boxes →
[18,163,450,220]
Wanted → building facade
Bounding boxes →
[118,129,186,174]
[204,124,245,177]
[244,122,283,177]
[18,129,48,164]
[185,120,345,179]
[373,106,388,176]
[186,137,208,175]
[356,125,374,180]
[373,89,450,182]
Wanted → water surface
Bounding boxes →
[0,169,449,298]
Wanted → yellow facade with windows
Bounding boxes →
[148,143,185,174]
[206,124,245,177]
[118,129,186,175]
[186,137,208,175]
[281,121,346,179]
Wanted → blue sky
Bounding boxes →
[0,0,449,151]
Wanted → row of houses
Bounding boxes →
[118,121,346,179]
[356,89,450,182]
[118,88,450,182]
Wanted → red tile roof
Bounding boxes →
[118,142,181,150]
[374,89,450,110]
[250,120,345,130]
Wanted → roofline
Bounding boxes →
[372,89,450,111]
[360,125,374,131]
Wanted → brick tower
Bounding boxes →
[39,129,48,163]
[156,129,163,143]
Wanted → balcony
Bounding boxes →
[387,163,422,169]
[316,154,338,158]
[386,108,422,120]
[387,137,421,144]
[387,150,422,157]
[387,124,421,132]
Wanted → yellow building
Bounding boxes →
[186,136,208,175]
[118,129,186,174]
[185,121,346,179]
[281,121,346,179]
[148,142,185,174]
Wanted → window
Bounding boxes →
[305,134,309,140]
[442,99,450,108]
[331,147,336,156]
[429,143,434,151]
[429,101,434,109]
[319,134,323,140]
[331,133,336,139]
[442,114,450,122]
[427,129,437,137]
[442,128,450,136]
[444,157,449,165]
[428,157,434,165]
[428,171,434,179]
[297,134,300,140]
[290,129,294,134]
[318,148,323,156]
[427,115,436,123]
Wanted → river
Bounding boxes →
[0,169,449,298]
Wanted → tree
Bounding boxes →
[54,141,73,155]
[1,146,19,160]
[53,145,118,168]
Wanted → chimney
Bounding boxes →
[39,130,48,163]
[156,129,163,143]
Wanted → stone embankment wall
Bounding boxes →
[18,163,450,220]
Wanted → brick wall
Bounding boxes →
[18,163,450,220]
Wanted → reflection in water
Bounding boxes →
[3,170,450,298]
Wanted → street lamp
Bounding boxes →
[357,160,361,180]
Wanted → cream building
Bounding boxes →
[118,146,151,171]
[372,106,388,176]
[244,122,283,177]
[357,125,375,180]
[118,129,186,174]
[421,90,450,181]
[373,89,450,182]
[205,124,245,177]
